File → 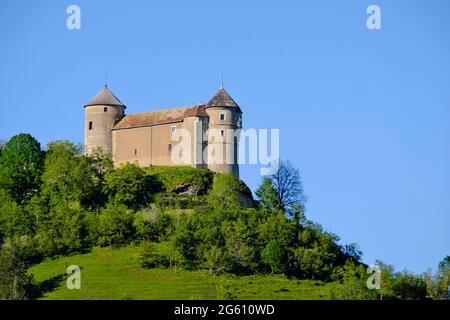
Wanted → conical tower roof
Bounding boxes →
[206,87,241,112]
[85,85,126,108]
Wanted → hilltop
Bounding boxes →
[1,135,446,300]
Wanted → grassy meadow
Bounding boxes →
[29,245,336,300]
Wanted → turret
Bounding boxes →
[84,85,125,155]
[204,87,242,176]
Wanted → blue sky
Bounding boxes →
[0,0,449,273]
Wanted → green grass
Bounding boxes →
[29,245,336,300]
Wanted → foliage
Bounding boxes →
[0,236,37,300]
[0,133,44,203]
[343,243,363,262]
[41,141,95,208]
[0,190,34,241]
[105,163,161,209]
[331,261,378,300]
[208,173,254,209]
[0,134,440,301]
[146,166,214,195]
[425,255,449,300]
[133,206,173,241]
[138,241,181,269]
[390,271,427,300]
[256,178,282,212]
[33,203,88,256]
[263,160,305,216]
[97,203,134,247]
[261,240,284,274]
[203,245,229,275]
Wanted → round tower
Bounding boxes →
[84,85,125,155]
[204,86,242,176]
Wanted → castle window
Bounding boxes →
[104,107,108,112]
[134,149,138,156]
[220,130,224,137]
[89,121,93,130]
[171,125,176,134]
[168,144,172,154]
[219,113,225,121]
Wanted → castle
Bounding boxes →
[84,85,242,176]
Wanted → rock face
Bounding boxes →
[172,183,200,196]
[237,183,255,208]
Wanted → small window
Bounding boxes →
[134,149,138,156]
[89,121,93,130]
[171,125,176,134]
[219,113,225,121]
[168,144,172,154]
[220,130,225,137]
[104,107,108,112]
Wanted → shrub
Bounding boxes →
[261,240,284,274]
[0,236,37,300]
[208,173,254,209]
[97,203,134,247]
[139,241,181,269]
[145,166,213,195]
[105,163,162,209]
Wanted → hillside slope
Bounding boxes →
[29,245,337,300]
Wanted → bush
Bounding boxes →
[261,240,285,274]
[139,241,181,269]
[0,236,37,300]
[105,163,162,209]
[208,173,254,209]
[133,207,173,241]
[0,134,44,203]
[97,203,134,247]
[145,166,214,195]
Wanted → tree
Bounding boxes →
[32,202,88,257]
[138,240,182,270]
[207,173,254,209]
[425,256,449,300]
[255,178,282,212]
[104,163,161,209]
[41,141,96,208]
[0,190,34,240]
[375,260,396,300]
[291,246,325,279]
[0,139,5,153]
[261,240,284,274]
[204,245,229,275]
[332,261,378,300]
[258,211,297,248]
[0,237,36,300]
[97,203,134,247]
[0,134,44,203]
[390,271,427,300]
[82,147,113,208]
[263,160,305,216]
[133,207,173,241]
[343,243,363,262]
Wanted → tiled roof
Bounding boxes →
[113,104,208,129]
[85,85,126,108]
[206,87,241,112]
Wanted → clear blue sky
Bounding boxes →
[0,0,449,273]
